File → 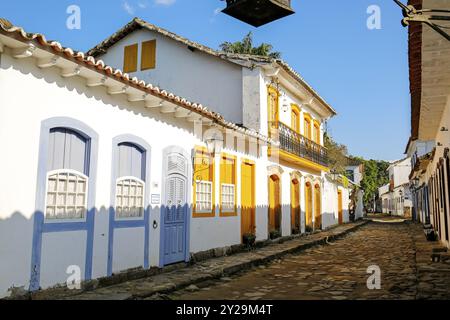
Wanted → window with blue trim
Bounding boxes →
[115,142,146,219]
[45,128,90,220]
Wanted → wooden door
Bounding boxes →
[338,190,343,225]
[305,182,313,228]
[268,175,281,232]
[314,184,322,230]
[291,179,300,234]
[241,160,255,238]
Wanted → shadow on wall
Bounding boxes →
[0,200,348,297]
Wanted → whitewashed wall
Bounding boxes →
[0,43,342,298]
[0,50,256,297]
[96,29,244,125]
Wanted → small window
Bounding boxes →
[114,142,146,219]
[313,122,321,144]
[141,40,156,71]
[304,115,312,139]
[123,43,138,73]
[195,181,213,213]
[291,105,301,133]
[221,184,235,212]
[193,147,215,217]
[220,154,237,215]
[115,177,145,219]
[45,170,88,220]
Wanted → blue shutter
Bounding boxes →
[117,143,145,181]
[48,128,88,174]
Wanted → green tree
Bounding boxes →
[324,133,348,174]
[358,158,390,207]
[219,32,281,59]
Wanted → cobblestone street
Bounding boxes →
[165,221,450,300]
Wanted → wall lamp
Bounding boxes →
[394,0,450,41]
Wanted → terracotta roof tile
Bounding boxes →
[87,17,337,116]
[0,18,275,145]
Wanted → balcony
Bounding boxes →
[269,121,329,170]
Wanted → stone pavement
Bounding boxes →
[47,220,367,300]
[166,220,450,300]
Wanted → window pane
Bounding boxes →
[115,178,145,219]
[46,171,87,220]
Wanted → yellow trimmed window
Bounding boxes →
[291,105,300,133]
[267,86,279,124]
[193,147,215,217]
[141,40,156,71]
[123,43,138,73]
[304,114,312,140]
[313,121,321,144]
[220,154,237,216]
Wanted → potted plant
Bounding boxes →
[243,233,256,247]
[269,230,281,240]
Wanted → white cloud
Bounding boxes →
[123,1,135,15]
[154,0,176,6]
[138,0,149,9]
[213,7,221,16]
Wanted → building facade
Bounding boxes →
[0,18,351,297]
[405,0,450,248]
[378,158,413,217]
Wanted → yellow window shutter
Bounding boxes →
[123,44,138,73]
[141,40,156,71]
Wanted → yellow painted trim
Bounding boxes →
[303,113,312,139]
[267,85,279,125]
[313,121,321,145]
[269,147,329,173]
[303,112,312,120]
[219,153,238,217]
[193,145,215,218]
[291,104,300,134]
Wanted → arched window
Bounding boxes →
[313,121,321,145]
[303,114,312,140]
[45,128,90,220]
[115,142,146,219]
[291,105,300,133]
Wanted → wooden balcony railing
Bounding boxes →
[269,121,329,167]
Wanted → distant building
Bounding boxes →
[345,162,364,186]
[378,158,413,217]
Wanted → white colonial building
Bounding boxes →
[0,17,351,297]
[378,158,413,217]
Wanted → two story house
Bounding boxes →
[88,18,342,233]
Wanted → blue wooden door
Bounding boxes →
[163,153,188,265]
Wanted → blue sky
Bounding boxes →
[1,0,410,161]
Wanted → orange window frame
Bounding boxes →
[291,104,300,133]
[303,113,312,139]
[193,146,215,218]
[313,120,321,144]
[267,86,279,124]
